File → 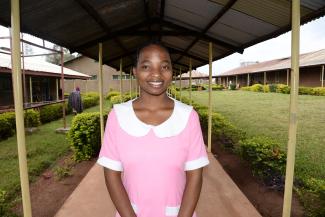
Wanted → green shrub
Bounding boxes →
[299,86,313,95]
[110,95,123,104]
[250,84,264,92]
[0,190,8,216]
[68,112,108,161]
[211,84,224,90]
[229,84,236,90]
[269,84,277,92]
[238,136,286,177]
[276,84,290,94]
[39,103,64,123]
[241,86,251,91]
[263,85,270,92]
[311,87,325,96]
[0,112,16,140]
[297,177,325,217]
[24,109,40,128]
[105,91,120,100]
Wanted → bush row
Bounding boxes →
[0,109,41,140]
[172,88,324,217]
[174,84,225,91]
[0,92,100,141]
[241,83,325,96]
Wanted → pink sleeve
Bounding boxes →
[97,109,123,171]
[184,110,209,171]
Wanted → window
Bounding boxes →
[112,75,135,80]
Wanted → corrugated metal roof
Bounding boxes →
[219,49,325,76]
[0,0,324,74]
[0,55,91,79]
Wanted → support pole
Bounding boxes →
[21,33,27,104]
[60,47,66,129]
[247,73,250,86]
[235,75,238,87]
[98,43,104,143]
[10,0,32,216]
[85,79,88,93]
[189,58,192,104]
[73,79,76,90]
[287,68,290,86]
[56,78,59,101]
[120,58,123,102]
[321,65,324,88]
[264,72,267,92]
[226,76,229,88]
[208,42,213,153]
[179,67,182,101]
[282,0,300,216]
[29,76,33,103]
[130,68,133,99]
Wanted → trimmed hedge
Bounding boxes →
[0,110,40,141]
[242,84,325,97]
[40,103,66,124]
[105,91,120,100]
[68,112,108,161]
[24,109,40,128]
[82,92,99,109]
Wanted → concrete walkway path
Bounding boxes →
[54,153,261,217]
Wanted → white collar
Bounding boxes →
[113,97,193,138]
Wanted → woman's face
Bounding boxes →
[133,44,173,96]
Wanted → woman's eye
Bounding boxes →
[162,65,170,70]
[142,65,149,70]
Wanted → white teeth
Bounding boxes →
[149,81,163,85]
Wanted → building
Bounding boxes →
[0,55,90,111]
[175,70,212,87]
[64,56,137,94]
[218,49,325,88]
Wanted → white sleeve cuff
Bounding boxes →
[184,156,209,171]
[97,156,123,171]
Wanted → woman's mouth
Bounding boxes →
[148,81,164,88]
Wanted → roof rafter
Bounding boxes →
[174,0,238,65]
[74,0,129,54]
[158,0,166,42]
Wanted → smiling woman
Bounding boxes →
[96,42,209,217]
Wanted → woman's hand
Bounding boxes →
[178,168,203,217]
[104,168,137,217]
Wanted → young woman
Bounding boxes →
[97,42,209,217]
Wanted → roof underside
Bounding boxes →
[0,0,325,74]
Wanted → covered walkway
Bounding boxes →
[54,153,261,217]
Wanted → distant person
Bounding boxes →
[68,86,83,114]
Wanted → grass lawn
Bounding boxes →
[0,100,111,203]
[186,90,325,180]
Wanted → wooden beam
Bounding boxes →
[159,0,166,42]
[74,0,129,53]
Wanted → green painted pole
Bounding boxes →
[208,42,213,153]
[98,43,104,143]
[282,0,300,216]
[11,0,32,216]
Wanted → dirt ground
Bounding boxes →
[211,138,305,217]
[13,141,304,217]
[13,153,95,217]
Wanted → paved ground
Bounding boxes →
[54,153,261,217]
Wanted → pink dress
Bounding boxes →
[97,97,209,217]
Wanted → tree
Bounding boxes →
[45,44,77,65]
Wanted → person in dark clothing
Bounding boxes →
[68,87,83,114]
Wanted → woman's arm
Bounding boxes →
[178,168,203,217]
[104,168,137,217]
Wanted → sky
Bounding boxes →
[1,15,325,74]
[198,16,325,75]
